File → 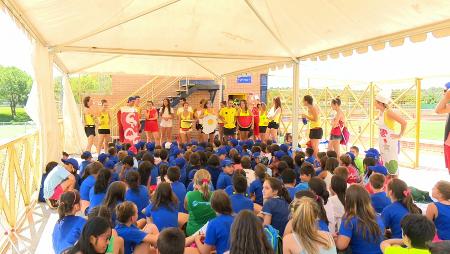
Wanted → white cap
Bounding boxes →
[375,90,392,104]
[164,142,172,149]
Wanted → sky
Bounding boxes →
[1,10,450,90]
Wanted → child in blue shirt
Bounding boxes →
[143,182,179,231]
[88,168,111,213]
[119,156,137,181]
[382,179,421,239]
[381,214,436,254]
[295,162,315,192]
[426,180,450,240]
[281,169,297,200]
[103,181,126,227]
[165,166,187,213]
[52,190,86,254]
[151,149,169,185]
[80,161,102,214]
[125,170,150,220]
[336,185,385,254]
[186,152,202,185]
[369,173,391,214]
[193,190,234,254]
[305,147,316,165]
[206,155,222,189]
[260,177,291,236]
[79,151,93,177]
[115,201,158,254]
[217,159,234,189]
[230,174,254,214]
[248,163,266,206]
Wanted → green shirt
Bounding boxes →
[354,157,364,175]
[385,246,430,254]
[186,190,216,236]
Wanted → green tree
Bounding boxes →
[0,66,32,119]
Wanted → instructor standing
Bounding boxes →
[435,82,450,173]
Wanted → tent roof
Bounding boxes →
[4,0,450,77]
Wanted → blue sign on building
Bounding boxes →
[237,75,252,83]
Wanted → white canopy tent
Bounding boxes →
[2,0,450,159]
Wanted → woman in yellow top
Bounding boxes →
[179,102,194,144]
[259,102,269,142]
[375,93,406,176]
[97,99,111,153]
[267,97,282,142]
[302,95,322,159]
[83,96,97,153]
[237,99,253,140]
[198,100,216,143]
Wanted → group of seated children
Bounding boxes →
[43,139,450,254]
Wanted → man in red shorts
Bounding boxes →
[435,82,450,174]
[43,158,77,208]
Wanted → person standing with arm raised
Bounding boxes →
[302,95,322,159]
[435,82,450,174]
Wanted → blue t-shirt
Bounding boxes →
[188,169,199,183]
[206,165,222,189]
[225,185,234,196]
[262,197,290,236]
[80,175,96,201]
[248,179,263,206]
[171,181,187,212]
[88,187,106,213]
[295,182,309,193]
[115,223,147,254]
[79,160,91,177]
[39,173,48,202]
[110,172,120,183]
[230,193,254,214]
[305,156,315,165]
[143,203,178,231]
[52,215,86,254]
[434,202,450,240]
[204,214,234,254]
[381,201,408,238]
[370,192,391,214]
[217,172,233,189]
[339,216,385,254]
[180,164,187,186]
[318,220,329,232]
[125,185,150,219]
[287,186,297,200]
[150,162,165,185]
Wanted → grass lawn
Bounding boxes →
[0,106,31,122]
[405,120,444,141]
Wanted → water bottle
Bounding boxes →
[302,117,308,125]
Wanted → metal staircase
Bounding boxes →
[169,79,220,107]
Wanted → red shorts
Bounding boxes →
[50,184,64,200]
[144,120,159,132]
[445,144,450,173]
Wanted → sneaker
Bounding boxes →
[46,199,58,209]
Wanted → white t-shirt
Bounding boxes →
[324,195,345,234]
[243,168,255,186]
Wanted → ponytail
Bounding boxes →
[331,175,347,207]
[57,190,80,221]
[266,177,292,203]
[388,179,421,214]
[193,169,211,201]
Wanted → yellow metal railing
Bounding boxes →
[268,78,421,168]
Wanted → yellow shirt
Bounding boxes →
[84,113,95,126]
[98,112,110,129]
[385,246,430,254]
[239,109,251,116]
[180,112,192,129]
[259,111,269,127]
[309,108,321,129]
[219,107,237,129]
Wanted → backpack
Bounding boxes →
[264,225,283,254]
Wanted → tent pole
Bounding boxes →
[220,77,224,102]
[292,61,300,149]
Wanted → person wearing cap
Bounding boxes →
[43,159,78,208]
[217,160,234,190]
[143,100,160,145]
[219,98,237,141]
[82,96,98,153]
[119,96,138,144]
[435,82,450,174]
[375,92,407,176]
[79,151,93,177]
[301,95,322,159]
[96,99,111,153]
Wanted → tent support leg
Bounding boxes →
[292,61,300,148]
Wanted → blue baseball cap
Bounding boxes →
[252,152,261,158]
[104,160,116,169]
[222,159,233,167]
[127,150,135,157]
[146,142,155,152]
[280,144,289,153]
[216,147,228,156]
[445,82,450,90]
[174,157,186,168]
[115,144,123,151]
[191,140,198,146]
[238,140,245,146]
[369,165,388,176]
[365,148,380,159]
[230,139,238,146]
[246,139,254,148]
[171,147,181,156]
[346,152,355,162]
[61,158,79,171]
[274,150,286,159]
[81,151,92,159]
[98,153,108,164]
